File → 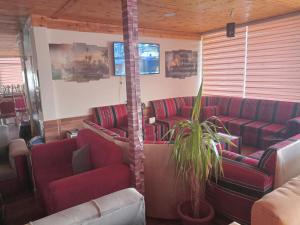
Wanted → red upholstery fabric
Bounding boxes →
[174,97,186,114]
[144,124,156,141]
[164,98,178,117]
[32,129,129,214]
[93,106,115,128]
[217,96,231,115]
[215,115,237,128]
[287,116,300,136]
[47,165,130,214]
[184,96,195,107]
[157,116,186,130]
[257,100,276,122]
[228,97,243,117]
[181,106,193,119]
[151,99,167,119]
[227,118,253,136]
[207,95,219,106]
[14,95,26,112]
[201,106,220,121]
[0,100,16,118]
[260,123,286,138]
[222,150,259,167]
[242,121,270,147]
[241,99,260,120]
[109,127,127,137]
[112,104,128,127]
[274,101,297,124]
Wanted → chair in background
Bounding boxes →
[0,138,30,197]
[0,97,16,125]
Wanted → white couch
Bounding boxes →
[28,188,145,225]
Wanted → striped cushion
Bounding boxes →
[93,106,115,128]
[174,97,186,114]
[217,96,231,115]
[274,101,297,124]
[184,96,195,107]
[109,128,127,137]
[227,118,253,136]
[241,99,260,120]
[151,100,167,119]
[207,95,219,106]
[257,100,276,122]
[228,98,243,117]
[243,121,270,147]
[201,106,220,121]
[112,104,128,127]
[164,98,178,117]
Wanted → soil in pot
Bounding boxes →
[177,200,215,225]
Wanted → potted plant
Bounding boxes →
[167,83,232,225]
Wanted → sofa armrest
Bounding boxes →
[220,158,273,196]
[31,138,77,171]
[46,164,130,214]
[287,116,300,136]
[9,139,29,169]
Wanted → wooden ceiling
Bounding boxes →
[1,0,300,56]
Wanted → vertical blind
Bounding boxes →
[0,57,23,86]
[202,27,246,97]
[202,13,300,102]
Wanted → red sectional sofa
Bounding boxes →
[31,129,130,214]
[149,96,300,148]
[84,104,156,141]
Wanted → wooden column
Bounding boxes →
[122,0,144,194]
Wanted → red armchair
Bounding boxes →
[31,129,130,214]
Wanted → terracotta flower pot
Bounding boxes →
[177,200,215,225]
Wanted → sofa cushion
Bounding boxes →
[174,97,186,114]
[93,106,115,129]
[243,121,270,147]
[112,104,128,127]
[274,101,297,124]
[72,145,92,175]
[241,99,260,120]
[215,115,238,128]
[217,96,231,115]
[222,150,259,167]
[261,123,286,138]
[202,106,220,121]
[184,96,195,107]
[257,100,277,122]
[181,106,193,119]
[164,98,178,117]
[151,100,167,119]
[227,118,253,136]
[228,97,244,117]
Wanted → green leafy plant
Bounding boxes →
[166,82,233,218]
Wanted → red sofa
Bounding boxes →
[84,104,156,141]
[31,129,130,214]
[207,133,300,224]
[150,96,300,147]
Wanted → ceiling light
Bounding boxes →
[164,12,176,17]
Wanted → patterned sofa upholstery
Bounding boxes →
[84,104,156,141]
[206,134,300,224]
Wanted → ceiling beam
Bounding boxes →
[30,14,201,40]
[51,0,80,19]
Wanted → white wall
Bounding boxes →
[33,27,201,120]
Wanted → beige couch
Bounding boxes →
[252,175,300,225]
[28,188,145,225]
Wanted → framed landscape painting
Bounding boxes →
[165,50,198,79]
[49,43,110,82]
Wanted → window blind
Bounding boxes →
[0,57,23,86]
[246,14,300,102]
[202,27,246,97]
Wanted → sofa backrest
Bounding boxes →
[92,104,127,128]
[273,101,298,124]
[257,134,300,187]
[150,97,186,119]
[76,129,123,168]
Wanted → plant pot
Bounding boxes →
[177,200,215,225]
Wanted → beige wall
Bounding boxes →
[32,27,201,121]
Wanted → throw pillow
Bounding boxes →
[72,144,92,175]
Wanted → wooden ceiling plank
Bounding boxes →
[51,0,81,19]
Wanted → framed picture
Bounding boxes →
[165,50,198,79]
[49,43,110,82]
